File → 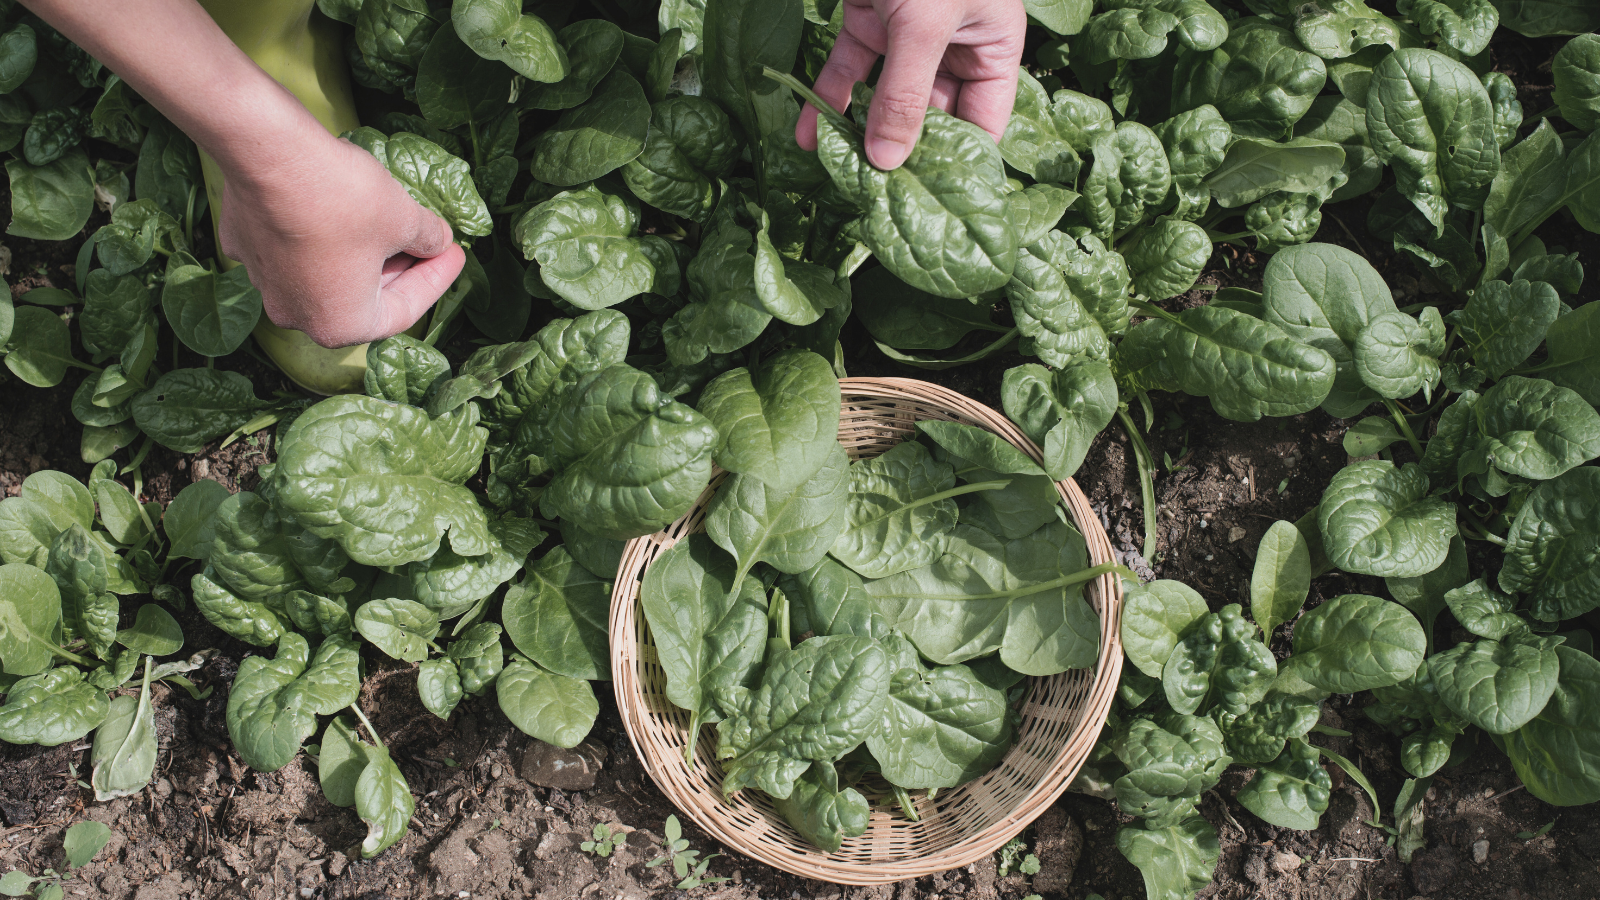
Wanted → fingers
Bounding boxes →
[929,71,961,115]
[370,244,465,341]
[866,6,956,169]
[796,28,880,151]
[955,68,1021,144]
[397,201,456,260]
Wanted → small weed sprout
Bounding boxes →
[646,815,729,889]
[1,821,114,900]
[581,823,628,857]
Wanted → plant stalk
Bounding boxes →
[1116,408,1160,561]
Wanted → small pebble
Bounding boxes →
[1271,852,1302,874]
[491,764,503,779]
[1473,840,1489,864]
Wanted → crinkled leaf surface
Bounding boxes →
[0,666,108,746]
[697,348,841,493]
[1001,361,1118,481]
[1500,467,1600,621]
[829,441,961,579]
[503,546,611,681]
[1431,634,1561,734]
[770,758,869,853]
[345,128,492,238]
[1163,604,1277,716]
[1450,279,1560,380]
[1318,461,1457,577]
[226,633,360,772]
[496,656,599,748]
[1503,645,1600,806]
[529,69,650,186]
[1120,579,1209,680]
[1287,593,1426,693]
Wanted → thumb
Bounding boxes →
[373,244,466,337]
[398,200,456,260]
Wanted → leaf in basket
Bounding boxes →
[770,758,869,853]
[639,534,768,752]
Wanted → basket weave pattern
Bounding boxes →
[609,378,1125,884]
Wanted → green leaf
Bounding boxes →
[451,0,567,82]
[1318,461,1457,577]
[1541,301,1600,406]
[999,72,1096,183]
[702,0,802,145]
[716,634,890,799]
[131,369,274,454]
[770,758,869,853]
[1172,21,1326,139]
[344,127,492,238]
[6,147,94,241]
[495,656,599,748]
[487,310,630,431]
[415,21,512,130]
[1432,634,1561,734]
[639,533,767,736]
[514,186,672,311]
[90,658,157,800]
[0,667,108,746]
[1116,818,1220,900]
[117,604,183,657]
[1295,0,1405,58]
[1121,579,1209,680]
[535,365,718,540]
[777,556,893,641]
[1352,309,1443,400]
[1450,279,1560,380]
[706,443,850,585]
[160,480,231,564]
[1503,645,1600,806]
[275,395,490,567]
[829,441,963,579]
[1236,738,1333,830]
[1473,376,1600,481]
[317,715,369,808]
[1366,48,1500,229]
[0,24,36,94]
[45,525,115,659]
[1343,417,1402,456]
[698,349,841,493]
[365,335,451,407]
[207,491,346,602]
[621,96,739,222]
[1113,305,1336,422]
[1387,534,1469,653]
[1485,121,1566,245]
[851,266,1000,351]
[1112,714,1229,825]
[191,570,287,647]
[1163,604,1277,716]
[161,263,263,358]
[1251,520,1311,636]
[1204,137,1347,208]
[356,744,414,857]
[4,305,74,388]
[355,599,440,662]
[1123,217,1210,300]
[813,104,1017,299]
[1553,33,1600,131]
[917,422,1046,478]
[1218,692,1321,765]
[561,519,625,580]
[227,633,360,772]
[1001,361,1118,481]
[417,657,464,719]
[1500,467,1600,621]
[0,563,61,677]
[1287,593,1426,693]
[521,19,623,110]
[62,820,112,869]
[529,69,650,186]
[867,659,1014,790]
[869,520,1101,676]
[503,546,612,681]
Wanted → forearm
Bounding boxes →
[17,0,331,184]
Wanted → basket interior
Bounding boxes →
[610,379,1124,884]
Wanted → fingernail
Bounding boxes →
[866,136,911,170]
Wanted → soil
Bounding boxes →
[7,30,1600,900]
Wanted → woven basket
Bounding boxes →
[609,378,1125,885]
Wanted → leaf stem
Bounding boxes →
[1381,399,1426,459]
[762,67,858,138]
[51,644,97,667]
[350,703,385,749]
[1116,408,1160,561]
[1314,743,1384,829]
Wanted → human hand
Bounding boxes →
[215,130,465,349]
[795,0,1026,170]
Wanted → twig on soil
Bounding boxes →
[1328,857,1380,863]
[1489,785,1526,802]
[1206,790,1248,837]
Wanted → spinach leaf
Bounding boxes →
[1431,633,1562,734]
[1116,818,1220,900]
[487,310,630,430]
[1489,0,1600,37]
[496,655,599,747]
[1154,104,1231,217]
[356,745,414,857]
[716,634,890,799]
[622,96,739,222]
[1163,604,1277,716]
[415,22,511,130]
[1541,301,1600,406]
[529,69,650,186]
[1500,467,1600,621]
[1218,692,1321,765]
[417,658,464,719]
[1553,33,1600,131]
[1251,520,1311,637]
[0,562,61,677]
[503,546,612,681]
[364,335,451,407]
[521,19,623,110]
[1449,279,1559,379]
[80,270,155,361]
[639,534,767,743]
[191,571,288,647]
[707,442,850,581]
[131,369,274,454]
[829,440,964,579]
[1120,578,1209,680]
[561,519,625,580]
[698,348,841,493]
[869,658,1013,790]
[1503,645,1600,806]
[46,525,116,659]
[90,659,156,801]
[1366,48,1500,229]
[116,604,183,657]
[1123,216,1210,300]
[1318,461,1457,577]
[1400,0,1498,55]
[1172,20,1326,139]
[869,521,1101,676]
[1002,361,1118,481]
[1236,738,1332,830]
[5,146,94,240]
[226,633,361,772]
[515,186,674,311]
[275,395,491,567]
[4,305,75,388]
[451,0,567,82]
[852,266,1002,351]
[344,128,493,238]
[1472,376,1600,481]
[1080,121,1172,236]
[1352,309,1444,400]
[1000,72,1096,183]
[317,716,368,808]
[355,598,440,662]
[778,556,893,641]
[1285,593,1426,693]
[1114,305,1336,422]
[1387,534,1469,653]
[770,758,869,853]
[1112,714,1228,825]
[1484,120,1565,246]
[0,667,109,746]
[1204,137,1346,209]
[536,365,718,540]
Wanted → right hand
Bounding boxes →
[215,131,465,349]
